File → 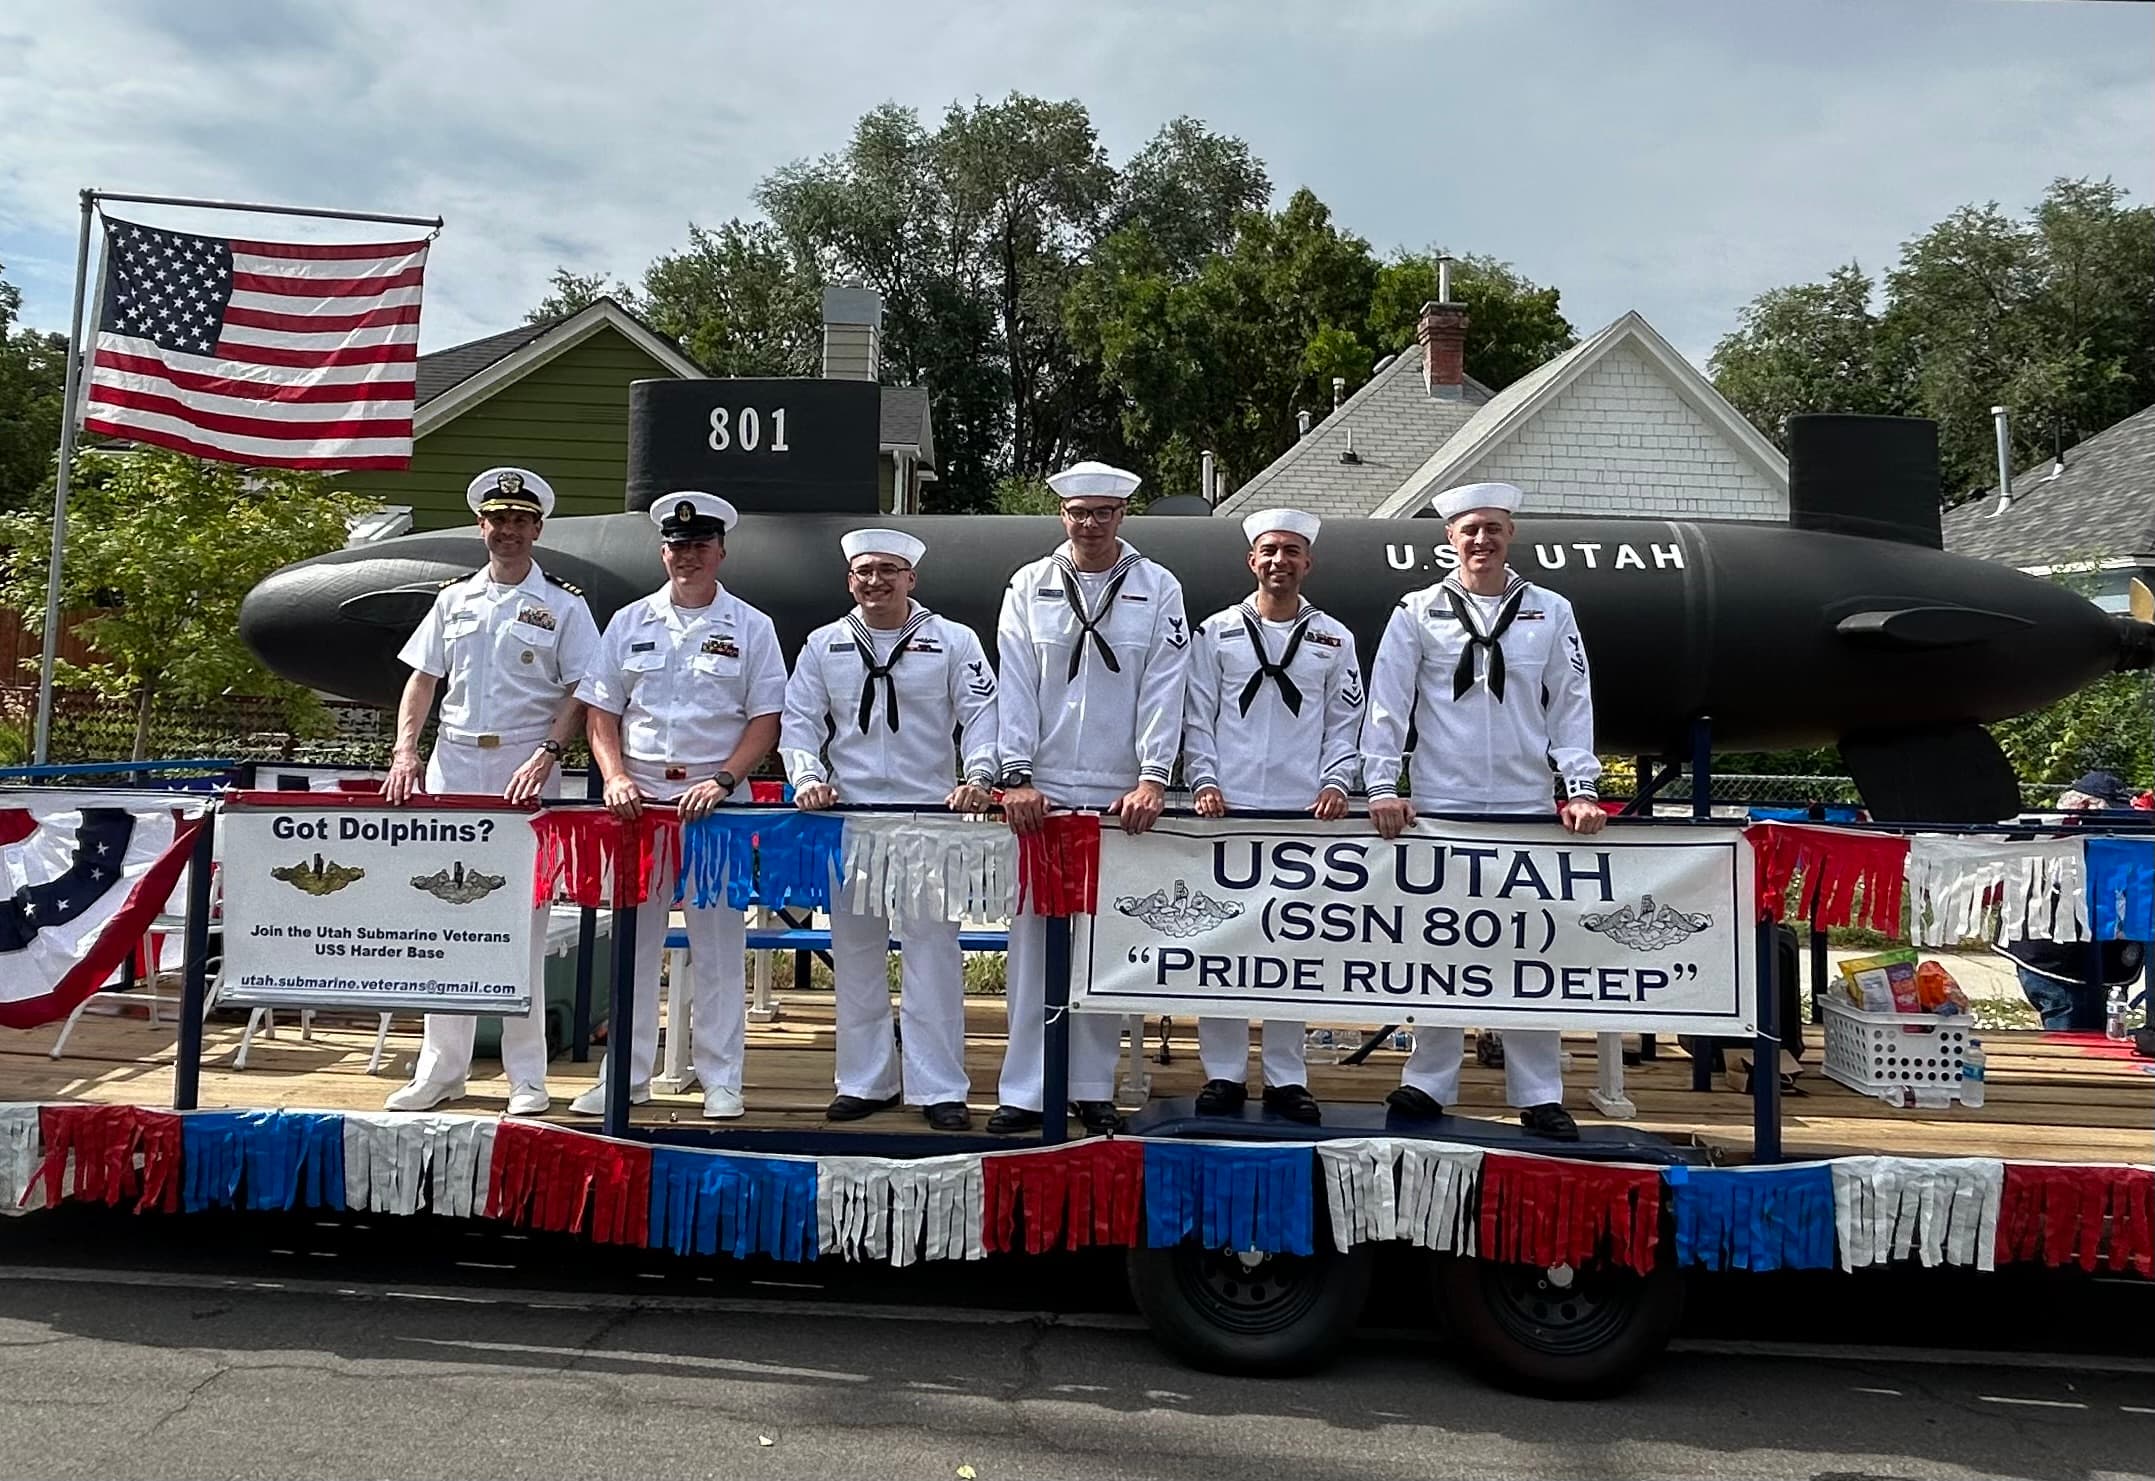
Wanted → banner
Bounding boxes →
[220,797,536,1014]
[1073,818,1755,1034]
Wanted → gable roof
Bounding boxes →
[1370,311,1789,517]
[1941,402,2155,568]
[413,296,704,436]
[1214,352,1495,518]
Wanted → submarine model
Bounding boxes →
[239,385,2155,823]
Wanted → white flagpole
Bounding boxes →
[31,189,97,765]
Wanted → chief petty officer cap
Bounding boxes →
[1430,481,1525,523]
[651,491,739,544]
[1046,459,1143,502]
[1240,507,1321,548]
[467,466,555,518]
[840,528,926,568]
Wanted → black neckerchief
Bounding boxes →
[1442,573,1529,702]
[1236,601,1316,716]
[846,605,934,733]
[1052,549,1140,681]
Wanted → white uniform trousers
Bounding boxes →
[1400,1026,1563,1109]
[411,740,554,1092]
[828,905,969,1106]
[1197,1017,1308,1089]
[1000,911,1122,1108]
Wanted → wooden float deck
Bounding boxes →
[7,996,2149,1166]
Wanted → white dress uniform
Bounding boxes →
[576,576,790,1100]
[394,483,600,1100]
[781,579,999,1109]
[1184,593,1364,1089]
[1363,498,1600,1111]
[997,529,1190,1110]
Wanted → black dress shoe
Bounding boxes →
[923,1101,972,1131]
[827,1092,902,1122]
[1519,1102,1581,1141]
[1385,1084,1444,1119]
[1262,1084,1323,1124]
[1073,1100,1124,1134]
[985,1104,1043,1135]
[1194,1079,1248,1115]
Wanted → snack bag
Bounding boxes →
[1839,948,1920,1014]
[1914,959,1970,1015]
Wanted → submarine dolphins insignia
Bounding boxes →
[1115,879,1242,939]
[271,853,366,897]
[1579,894,1713,951]
[409,860,507,905]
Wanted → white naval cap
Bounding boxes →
[840,527,925,568]
[650,490,740,543]
[1430,481,1525,522]
[1046,459,1142,502]
[1240,507,1321,548]
[467,466,555,518]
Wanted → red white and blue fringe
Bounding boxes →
[4,1103,2146,1277]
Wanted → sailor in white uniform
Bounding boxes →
[992,460,1191,1136]
[570,492,789,1120]
[1362,481,1604,1142]
[1184,507,1364,1125]
[383,467,600,1116]
[780,528,999,1132]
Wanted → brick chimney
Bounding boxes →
[821,285,881,381]
[1418,299,1469,400]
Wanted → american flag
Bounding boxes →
[82,217,430,470]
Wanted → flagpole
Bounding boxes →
[92,190,441,230]
[31,189,96,765]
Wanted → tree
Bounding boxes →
[0,450,369,759]
[1368,252,1578,392]
[0,265,69,515]
[637,220,821,376]
[525,267,627,324]
[1706,264,1908,446]
[1109,117,1271,276]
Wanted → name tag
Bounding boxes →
[830,640,858,653]
[1037,588,1065,600]
[1119,593,1149,603]
[1218,627,1247,642]
[630,640,657,653]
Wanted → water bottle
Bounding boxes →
[1959,1039,1985,1108]
[2107,983,2133,1042]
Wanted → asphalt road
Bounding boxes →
[1,1209,2150,1481]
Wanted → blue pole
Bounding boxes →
[570,767,600,1062]
[603,882,639,1140]
[1751,917,1782,1162]
[1042,915,1071,1145]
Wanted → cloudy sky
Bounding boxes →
[2,0,2148,366]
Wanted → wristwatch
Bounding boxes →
[713,770,739,794]
[537,739,565,760]
[1000,768,1033,790]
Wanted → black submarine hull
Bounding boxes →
[241,508,2129,757]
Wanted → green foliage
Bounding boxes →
[1367,252,1578,391]
[0,264,69,516]
[0,449,371,759]
[524,267,628,324]
[639,220,822,377]
[1711,178,2155,500]
[1991,669,2151,794]
[991,476,1060,516]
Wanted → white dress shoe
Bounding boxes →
[569,1084,650,1116]
[701,1087,745,1120]
[384,1079,464,1112]
[505,1085,551,1117]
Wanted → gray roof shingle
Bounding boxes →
[1214,353,1493,518]
[415,318,562,404]
[1941,403,2155,567]
[879,385,931,448]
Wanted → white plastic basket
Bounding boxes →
[1820,998,1971,1102]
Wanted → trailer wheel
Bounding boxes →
[1127,1242,1372,1376]
[1433,1255,1682,1398]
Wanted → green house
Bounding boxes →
[340,297,705,529]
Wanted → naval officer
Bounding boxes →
[780,528,1000,1131]
[383,466,600,1116]
[1363,481,1604,1141]
[992,460,1191,1135]
[1183,507,1364,1125]
[570,492,788,1120]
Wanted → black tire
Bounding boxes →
[1127,1241,1374,1377]
[1433,1255,1683,1398]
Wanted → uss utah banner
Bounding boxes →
[1073,818,1756,1035]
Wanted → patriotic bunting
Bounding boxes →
[1144,1141,1313,1256]
[1018,813,1103,917]
[486,1118,649,1245]
[1830,1156,2003,1271]
[32,1104,182,1213]
[1,1104,39,1215]
[530,809,679,909]
[1995,1162,2153,1276]
[983,1138,1143,1254]
[1904,835,2086,947]
[649,1147,818,1261]
[1747,823,1908,933]
[1667,1162,1837,1272]
[2083,837,2155,941]
[1479,1153,1662,1274]
[836,814,1019,924]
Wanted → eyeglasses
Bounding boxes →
[1062,505,1123,525]
[848,563,911,580]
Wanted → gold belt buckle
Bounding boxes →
[664,765,688,781]
[475,734,502,749]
